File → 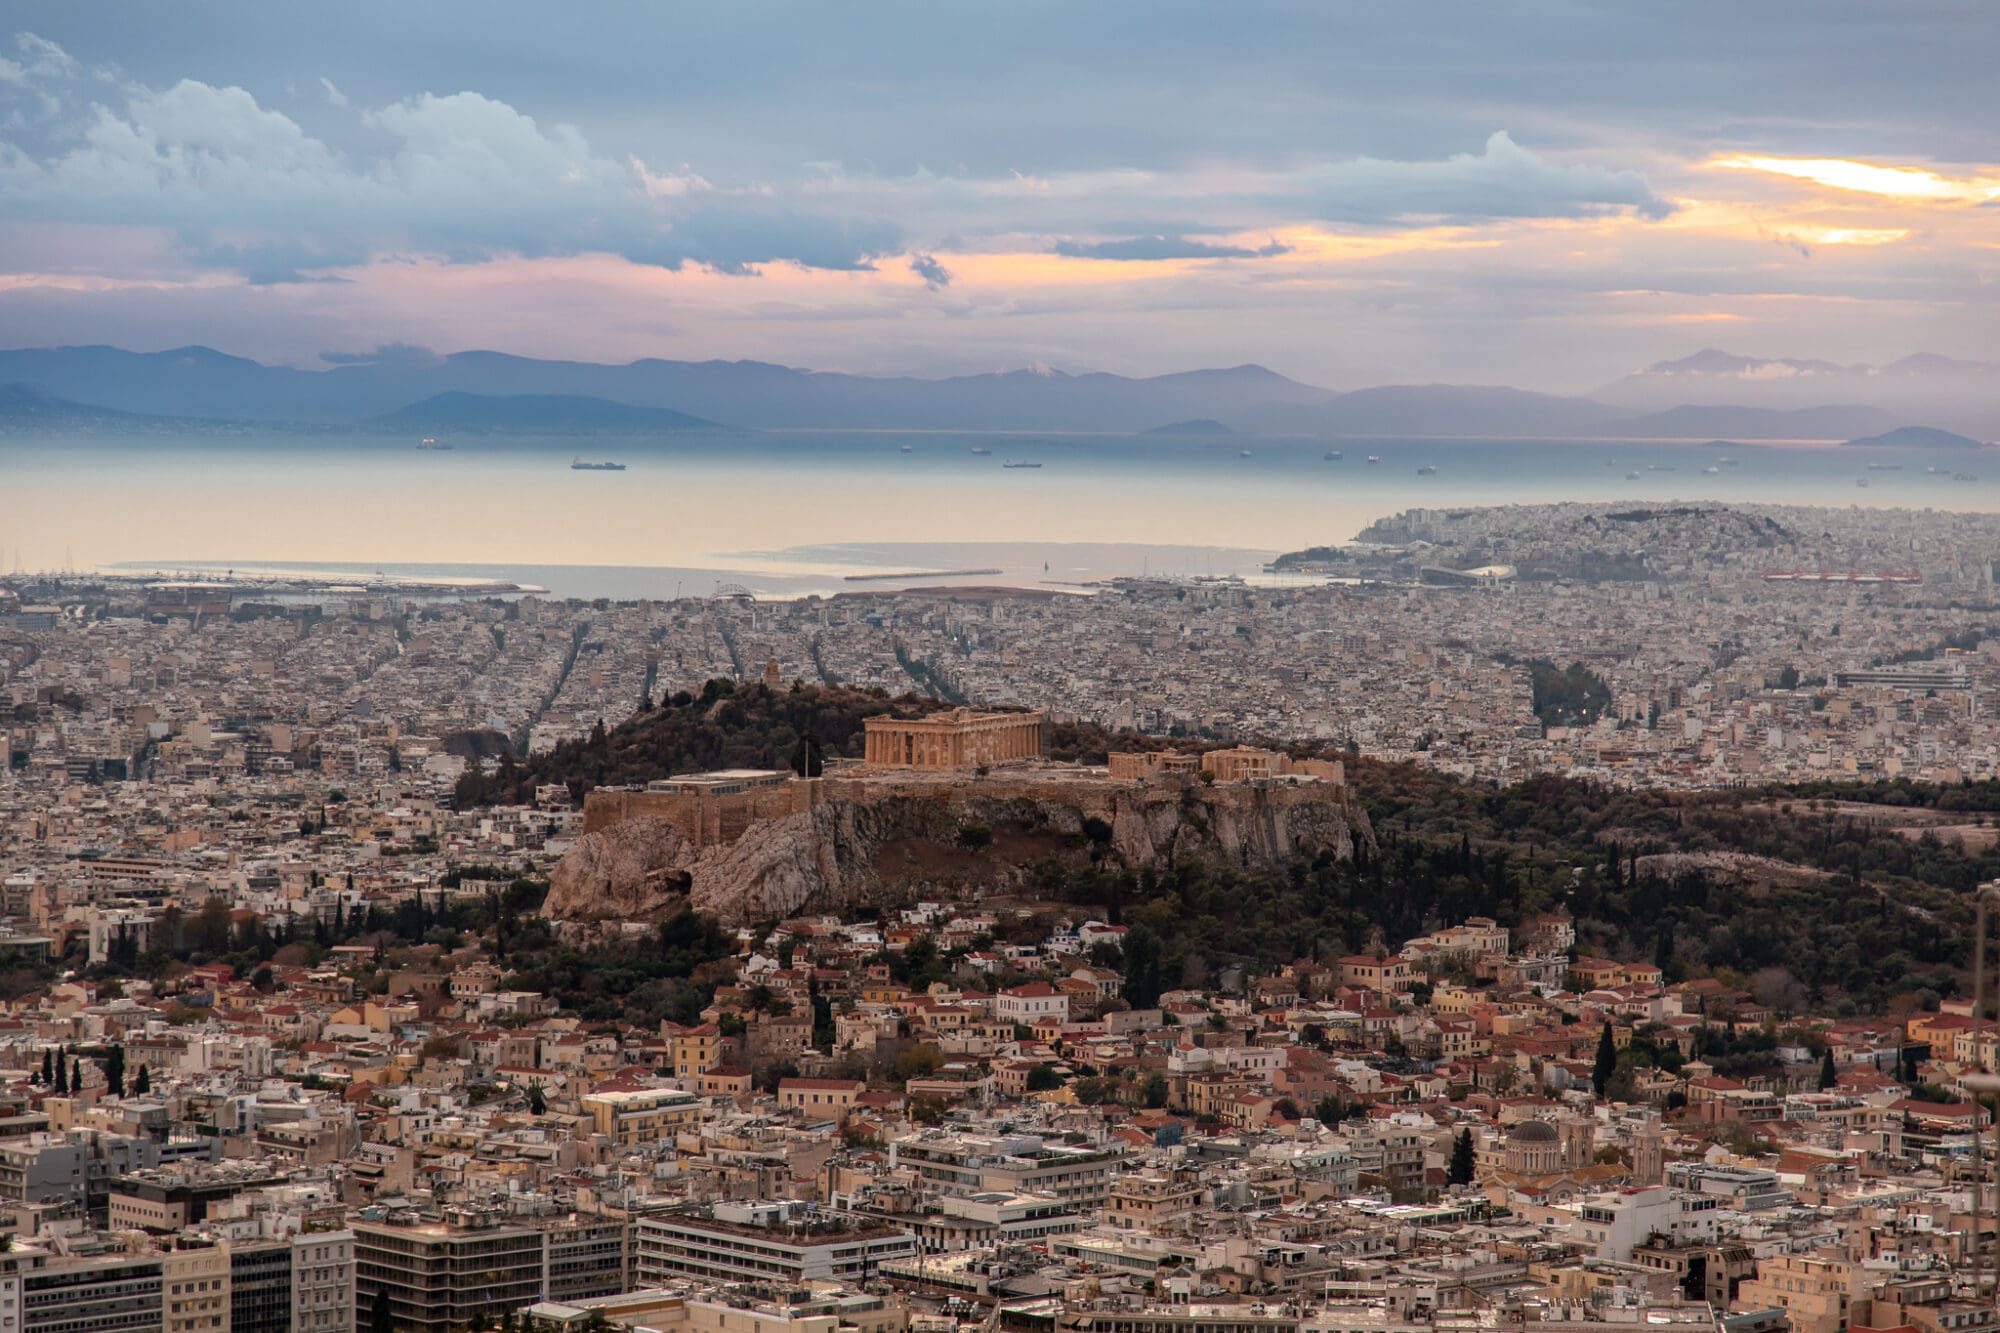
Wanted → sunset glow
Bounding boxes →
[1714,154,2000,204]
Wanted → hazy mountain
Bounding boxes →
[0,381,136,423]
[0,345,1340,433]
[1624,349,1859,379]
[1594,348,2000,436]
[1313,384,1616,438]
[1606,403,1905,441]
[375,392,716,433]
[4,342,1997,441]
[1842,425,1988,449]
[0,381,238,434]
[1143,418,1232,435]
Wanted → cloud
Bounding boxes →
[1715,153,2000,204]
[0,62,900,278]
[1296,132,1673,225]
[1052,234,1289,261]
[908,252,951,288]
[319,341,440,367]
[12,33,76,81]
[632,158,714,199]
[653,208,900,275]
[319,77,347,108]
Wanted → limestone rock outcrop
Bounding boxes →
[543,815,697,922]
[548,773,1372,927]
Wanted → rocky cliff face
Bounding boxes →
[546,776,1372,926]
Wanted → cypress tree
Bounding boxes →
[1448,1128,1476,1185]
[1818,1047,1838,1090]
[52,1058,66,1094]
[1593,1021,1617,1097]
[134,1064,151,1095]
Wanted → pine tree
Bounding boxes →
[527,1082,546,1116]
[1593,1021,1617,1098]
[1818,1047,1838,1090]
[1448,1128,1476,1185]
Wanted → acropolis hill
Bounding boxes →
[546,708,1369,926]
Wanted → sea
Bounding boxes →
[2,429,1993,599]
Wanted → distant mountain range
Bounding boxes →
[1144,418,1232,435]
[1842,425,1984,449]
[376,392,714,433]
[0,382,246,435]
[1596,350,2000,437]
[0,343,1995,442]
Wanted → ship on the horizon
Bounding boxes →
[1365,454,1381,464]
[570,457,626,471]
[970,446,992,455]
[1324,449,1342,461]
[415,437,452,451]
[1416,463,1437,475]
[1002,459,1042,469]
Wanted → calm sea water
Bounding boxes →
[3,429,1993,597]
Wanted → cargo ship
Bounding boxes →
[571,457,626,471]
[415,437,453,451]
[1002,460,1042,469]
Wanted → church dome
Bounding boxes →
[1508,1119,1559,1144]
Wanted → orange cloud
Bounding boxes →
[1713,154,2000,204]
[1775,225,1910,247]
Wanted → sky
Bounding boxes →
[0,1,1996,392]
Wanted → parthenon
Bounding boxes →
[864,708,1046,770]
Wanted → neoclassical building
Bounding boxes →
[864,708,1046,770]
